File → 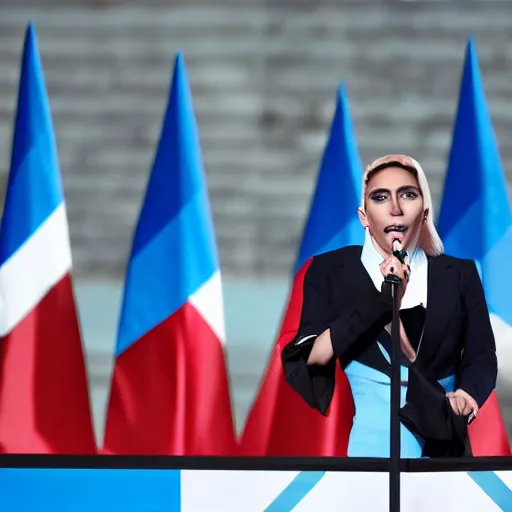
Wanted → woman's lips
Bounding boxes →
[384,225,408,234]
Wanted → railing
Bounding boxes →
[1,455,512,511]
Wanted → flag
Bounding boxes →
[0,21,96,454]
[102,53,236,455]
[438,37,511,456]
[239,83,364,455]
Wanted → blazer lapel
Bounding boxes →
[334,248,459,371]
[336,247,396,371]
[419,256,459,367]
[337,246,378,302]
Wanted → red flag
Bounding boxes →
[0,277,97,454]
[239,260,354,456]
[104,303,236,455]
[469,391,511,456]
[0,22,96,454]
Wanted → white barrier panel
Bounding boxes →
[181,469,512,511]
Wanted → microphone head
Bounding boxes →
[392,238,408,264]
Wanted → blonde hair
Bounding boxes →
[360,154,444,257]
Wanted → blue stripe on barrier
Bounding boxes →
[264,471,326,512]
[468,471,512,511]
[0,468,181,512]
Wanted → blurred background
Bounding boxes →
[1,0,512,446]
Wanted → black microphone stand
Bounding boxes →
[382,245,406,512]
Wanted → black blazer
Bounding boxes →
[281,245,498,457]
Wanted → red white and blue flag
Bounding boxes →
[103,53,236,455]
[0,22,96,454]
[438,38,511,456]
[239,84,364,456]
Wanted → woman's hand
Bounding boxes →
[380,254,411,301]
[446,389,479,417]
[306,328,334,366]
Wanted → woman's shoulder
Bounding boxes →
[429,252,479,275]
[314,245,362,262]
[307,245,363,272]
[430,252,473,264]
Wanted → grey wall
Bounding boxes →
[1,1,512,279]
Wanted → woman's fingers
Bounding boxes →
[446,393,474,416]
[447,395,463,415]
[461,400,473,416]
[380,258,409,280]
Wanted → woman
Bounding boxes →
[281,154,497,458]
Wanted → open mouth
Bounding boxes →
[384,225,408,234]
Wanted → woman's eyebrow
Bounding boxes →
[367,185,421,195]
[396,185,421,194]
[367,187,389,195]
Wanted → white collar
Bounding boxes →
[360,229,428,309]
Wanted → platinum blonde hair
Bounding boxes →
[360,154,444,257]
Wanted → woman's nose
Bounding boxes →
[390,199,403,216]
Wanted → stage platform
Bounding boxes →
[1,455,512,511]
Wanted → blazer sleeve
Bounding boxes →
[281,256,393,415]
[456,259,498,408]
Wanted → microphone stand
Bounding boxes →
[383,243,406,512]
[386,273,402,512]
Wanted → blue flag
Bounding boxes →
[114,52,220,357]
[0,21,63,264]
[438,37,512,327]
[295,82,364,273]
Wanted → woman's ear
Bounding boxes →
[423,208,429,222]
[357,208,368,228]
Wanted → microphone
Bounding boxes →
[392,238,408,266]
[381,239,407,291]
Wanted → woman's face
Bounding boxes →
[359,166,425,255]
